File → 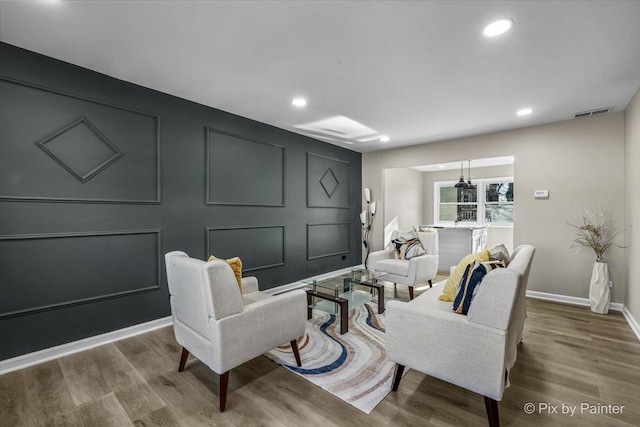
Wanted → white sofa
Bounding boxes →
[165,251,307,412]
[386,244,535,427]
[369,230,439,300]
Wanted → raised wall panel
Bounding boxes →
[307,152,350,209]
[307,223,350,260]
[206,128,285,206]
[205,226,285,272]
[0,77,161,204]
[0,230,161,319]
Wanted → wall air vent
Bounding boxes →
[574,107,613,119]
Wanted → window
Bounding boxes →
[435,177,514,225]
[485,182,514,224]
[437,184,478,223]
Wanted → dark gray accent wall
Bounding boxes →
[0,42,362,360]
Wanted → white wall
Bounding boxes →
[625,87,640,321]
[363,113,626,302]
[383,167,424,243]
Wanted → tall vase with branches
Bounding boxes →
[567,201,629,314]
[361,188,376,269]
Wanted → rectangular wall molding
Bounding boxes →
[205,225,285,272]
[0,229,162,319]
[0,76,162,204]
[205,127,285,207]
[306,222,350,260]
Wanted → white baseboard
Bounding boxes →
[0,316,173,375]
[264,264,365,295]
[622,306,640,341]
[525,290,624,311]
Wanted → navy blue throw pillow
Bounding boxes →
[453,261,488,315]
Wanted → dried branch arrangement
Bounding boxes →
[567,201,629,262]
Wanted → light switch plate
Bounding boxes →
[534,190,549,199]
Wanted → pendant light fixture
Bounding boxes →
[466,160,476,190]
[454,161,468,188]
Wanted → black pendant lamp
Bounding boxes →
[466,160,476,190]
[455,161,468,188]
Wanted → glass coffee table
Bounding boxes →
[304,269,387,334]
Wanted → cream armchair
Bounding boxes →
[165,251,307,412]
[369,230,439,299]
[386,245,536,427]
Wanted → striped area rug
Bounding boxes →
[265,303,400,414]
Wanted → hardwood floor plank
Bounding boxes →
[132,406,181,427]
[58,350,111,406]
[70,392,133,427]
[0,370,32,426]
[23,360,76,426]
[89,344,166,422]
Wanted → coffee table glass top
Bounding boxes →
[303,268,387,315]
[303,268,387,292]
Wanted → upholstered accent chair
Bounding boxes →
[369,230,439,300]
[165,251,307,412]
[385,245,536,427]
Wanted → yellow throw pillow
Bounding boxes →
[208,256,243,293]
[439,250,490,302]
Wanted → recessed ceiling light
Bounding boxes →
[291,98,307,107]
[483,19,514,37]
[517,108,533,116]
[379,135,390,142]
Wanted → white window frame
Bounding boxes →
[434,176,514,226]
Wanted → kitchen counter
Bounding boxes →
[419,225,488,271]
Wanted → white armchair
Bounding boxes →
[369,230,439,299]
[386,244,535,427]
[165,251,307,412]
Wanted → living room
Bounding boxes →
[1,1,639,426]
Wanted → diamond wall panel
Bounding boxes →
[307,152,350,208]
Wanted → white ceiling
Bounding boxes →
[1,1,639,153]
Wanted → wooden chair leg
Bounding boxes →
[483,396,500,427]
[291,339,302,367]
[391,364,405,391]
[219,371,229,412]
[408,286,415,300]
[178,347,189,372]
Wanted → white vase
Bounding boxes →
[589,261,610,314]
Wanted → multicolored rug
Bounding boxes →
[265,302,401,414]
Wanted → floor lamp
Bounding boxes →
[361,188,377,269]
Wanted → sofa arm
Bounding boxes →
[386,300,508,400]
[211,290,307,373]
[467,269,520,331]
[368,249,395,272]
[408,254,439,283]
[241,276,259,294]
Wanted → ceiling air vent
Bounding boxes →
[574,107,613,119]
